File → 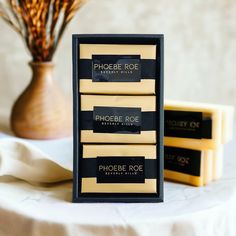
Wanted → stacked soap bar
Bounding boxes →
[72,34,164,203]
[80,95,156,143]
[81,145,157,193]
[164,100,234,186]
[79,44,156,94]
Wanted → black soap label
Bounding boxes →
[92,55,141,82]
[97,157,145,183]
[165,110,204,139]
[93,107,141,134]
[164,146,201,176]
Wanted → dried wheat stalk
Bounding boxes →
[0,0,86,61]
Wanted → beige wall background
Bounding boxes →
[0,0,236,119]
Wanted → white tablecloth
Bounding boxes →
[0,131,236,236]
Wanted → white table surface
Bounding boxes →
[0,126,236,236]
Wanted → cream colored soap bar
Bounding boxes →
[164,100,234,150]
[80,95,156,143]
[212,145,224,181]
[164,146,213,187]
[203,150,213,185]
[81,145,157,193]
[221,106,234,143]
[79,44,156,94]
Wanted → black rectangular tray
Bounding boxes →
[72,34,164,203]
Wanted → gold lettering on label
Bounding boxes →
[93,63,139,71]
[93,64,122,70]
[124,64,139,70]
[99,164,143,174]
[129,165,143,172]
[190,121,200,128]
[166,120,188,127]
[177,156,190,165]
[95,115,139,123]
[165,154,190,166]
[95,115,123,122]
[125,116,139,123]
[165,154,175,161]
[98,165,127,172]
[166,120,200,130]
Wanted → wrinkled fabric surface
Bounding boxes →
[0,137,72,183]
[0,133,236,236]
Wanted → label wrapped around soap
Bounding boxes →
[79,44,157,94]
[164,146,213,187]
[97,156,145,183]
[93,107,142,134]
[92,55,141,82]
[80,95,156,143]
[164,146,201,176]
[164,110,212,139]
[80,145,158,193]
[164,100,225,150]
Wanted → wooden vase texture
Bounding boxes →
[10,62,72,139]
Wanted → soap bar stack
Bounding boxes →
[72,35,164,202]
[164,100,234,187]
